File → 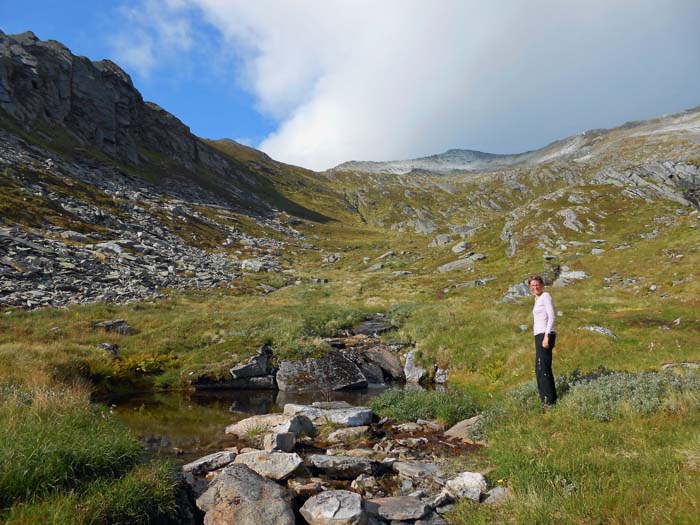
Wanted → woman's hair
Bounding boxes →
[528,275,544,285]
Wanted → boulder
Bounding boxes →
[445,471,487,501]
[276,351,367,392]
[284,404,373,427]
[308,454,378,479]
[263,432,295,452]
[429,234,452,247]
[392,461,442,480]
[451,241,470,254]
[234,451,303,481]
[436,259,472,273]
[404,350,425,383]
[182,451,236,476]
[300,490,367,525]
[444,414,484,442]
[196,464,295,525]
[225,414,315,438]
[483,485,513,506]
[230,345,275,378]
[362,347,404,381]
[365,496,429,521]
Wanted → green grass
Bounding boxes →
[370,388,480,426]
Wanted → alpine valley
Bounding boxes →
[1,31,699,525]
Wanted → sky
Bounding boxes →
[2,0,700,171]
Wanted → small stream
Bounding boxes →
[103,387,392,463]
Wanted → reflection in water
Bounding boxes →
[100,387,391,463]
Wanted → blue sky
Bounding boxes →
[2,1,700,171]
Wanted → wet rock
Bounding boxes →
[362,347,404,381]
[404,350,425,383]
[365,496,429,521]
[327,426,369,443]
[234,451,303,481]
[182,451,237,476]
[445,471,487,501]
[263,432,295,452]
[230,345,275,378]
[308,454,378,479]
[300,490,366,525]
[276,351,367,392]
[225,414,315,438]
[196,464,295,525]
[94,319,133,335]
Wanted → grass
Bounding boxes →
[370,388,480,426]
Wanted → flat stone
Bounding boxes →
[234,451,303,481]
[365,496,428,521]
[300,490,366,525]
[444,414,483,442]
[308,454,378,479]
[445,471,487,501]
[94,319,133,335]
[196,463,295,525]
[225,414,315,438]
[182,451,237,476]
[392,461,442,479]
[284,404,373,426]
[353,314,394,336]
[276,350,368,392]
[436,259,472,273]
[328,426,369,443]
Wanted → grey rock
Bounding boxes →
[434,368,449,384]
[451,241,470,253]
[327,426,369,443]
[230,345,275,379]
[436,259,472,273]
[553,270,588,287]
[579,325,617,338]
[392,461,442,479]
[444,414,484,442]
[404,350,425,384]
[350,473,380,494]
[445,471,487,501]
[300,490,366,525]
[234,451,303,481]
[365,263,383,272]
[365,496,428,521]
[353,314,395,337]
[284,404,373,426]
[182,451,237,475]
[263,432,295,452]
[363,347,405,381]
[225,414,315,438]
[429,234,452,247]
[483,485,513,506]
[196,463,295,525]
[276,350,367,392]
[94,319,133,335]
[308,454,378,479]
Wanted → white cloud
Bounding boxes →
[116,0,700,170]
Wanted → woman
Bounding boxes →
[529,275,557,406]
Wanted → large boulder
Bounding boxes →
[362,347,405,381]
[283,403,373,427]
[196,464,295,525]
[234,451,303,481]
[300,490,367,525]
[276,350,367,392]
[182,451,236,476]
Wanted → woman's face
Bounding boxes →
[529,280,543,296]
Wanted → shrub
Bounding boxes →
[370,388,479,426]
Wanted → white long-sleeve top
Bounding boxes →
[533,291,555,335]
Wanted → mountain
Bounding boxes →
[332,109,700,175]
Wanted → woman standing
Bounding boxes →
[529,275,557,406]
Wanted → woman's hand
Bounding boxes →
[542,335,550,349]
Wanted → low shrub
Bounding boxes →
[370,388,479,426]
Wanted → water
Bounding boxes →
[103,387,391,463]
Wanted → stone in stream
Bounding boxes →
[196,463,295,525]
[234,451,303,481]
[225,413,315,438]
[276,350,367,392]
[300,490,366,525]
[445,471,487,501]
[308,454,378,479]
[230,344,275,378]
[283,403,373,427]
[362,347,404,381]
[404,349,425,383]
[365,496,429,521]
[181,451,237,476]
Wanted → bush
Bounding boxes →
[370,388,479,426]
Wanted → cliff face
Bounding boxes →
[0,30,228,174]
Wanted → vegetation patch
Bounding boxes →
[370,388,479,426]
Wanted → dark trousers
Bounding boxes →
[535,332,557,405]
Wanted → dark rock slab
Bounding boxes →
[352,314,395,337]
[230,345,275,378]
[94,319,133,335]
[276,350,367,393]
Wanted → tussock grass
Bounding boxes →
[370,388,479,426]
